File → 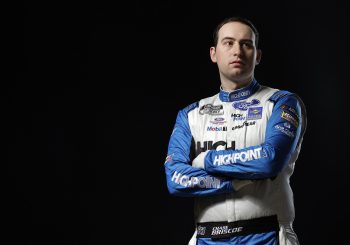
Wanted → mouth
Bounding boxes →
[229,60,244,67]
[230,60,244,65]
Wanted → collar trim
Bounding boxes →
[219,79,260,102]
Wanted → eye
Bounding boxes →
[224,41,233,46]
[241,42,253,48]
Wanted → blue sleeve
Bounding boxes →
[204,91,306,180]
[164,102,234,197]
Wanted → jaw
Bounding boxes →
[219,67,255,86]
[225,67,252,79]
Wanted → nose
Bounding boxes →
[232,42,242,56]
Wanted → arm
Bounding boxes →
[202,92,306,180]
[164,103,234,197]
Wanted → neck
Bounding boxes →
[220,76,254,91]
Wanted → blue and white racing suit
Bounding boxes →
[164,79,307,245]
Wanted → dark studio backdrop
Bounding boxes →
[10,1,349,244]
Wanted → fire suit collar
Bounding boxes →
[219,79,261,102]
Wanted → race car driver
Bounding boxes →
[164,17,307,245]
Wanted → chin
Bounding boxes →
[229,72,246,80]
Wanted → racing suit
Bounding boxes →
[164,79,307,245]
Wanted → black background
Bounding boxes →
[10,1,349,244]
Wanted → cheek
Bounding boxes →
[247,51,257,60]
[216,52,228,63]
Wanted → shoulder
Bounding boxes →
[182,101,199,113]
[180,93,220,114]
[268,89,307,133]
[256,83,305,109]
[268,90,306,110]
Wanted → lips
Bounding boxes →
[230,60,244,65]
[229,60,244,68]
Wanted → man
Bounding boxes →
[164,16,306,245]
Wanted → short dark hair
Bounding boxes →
[213,16,259,48]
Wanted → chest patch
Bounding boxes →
[247,107,263,120]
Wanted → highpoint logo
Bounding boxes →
[213,147,263,166]
[171,171,221,188]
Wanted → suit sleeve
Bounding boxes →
[164,103,234,197]
[204,92,307,180]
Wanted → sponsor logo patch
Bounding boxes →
[281,105,299,118]
[213,147,265,166]
[231,113,246,121]
[211,226,243,236]
[281,111,299,128]
[233,99,260,111]
[230,90,251,100]
[207,126,227,131]
[199,104,224,115]
[210,117,226,125]
[196,141,235,155]
[247,107,263,120]
[171,171,221,188]
[232,121,256,131]
[197,226,206,236]
[275,125,295,138]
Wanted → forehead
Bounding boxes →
[218,21,255,41]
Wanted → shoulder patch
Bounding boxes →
[281,104,299,119]
[281,110,299,128]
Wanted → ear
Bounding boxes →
[210,47,217,63]
[256,49,262,65]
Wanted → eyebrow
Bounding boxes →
[221,37,254,43]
